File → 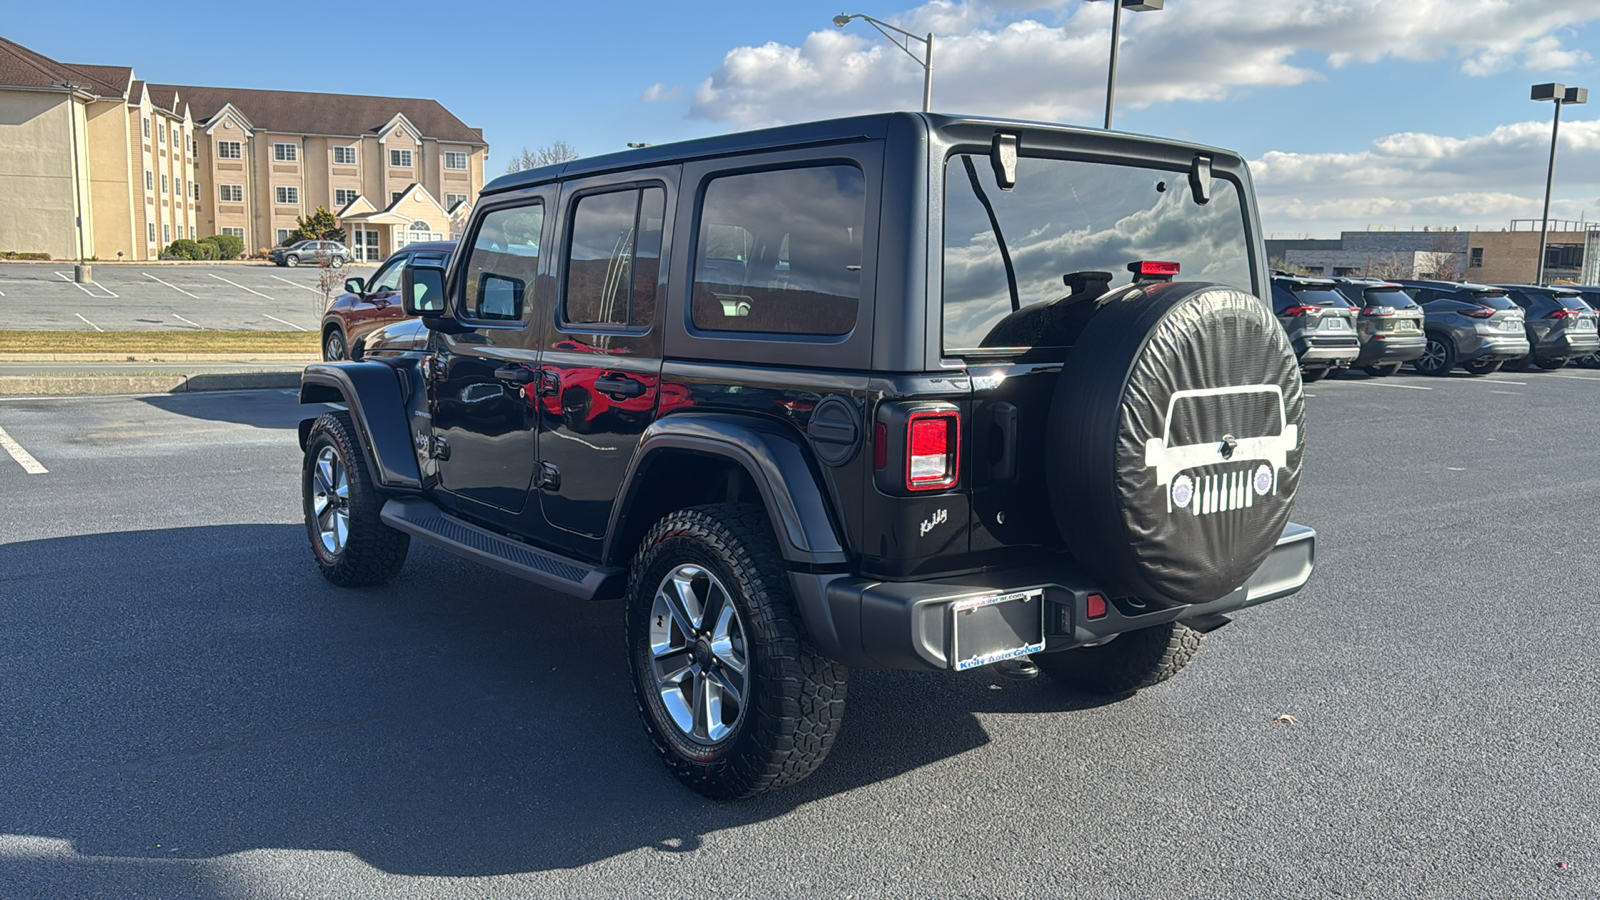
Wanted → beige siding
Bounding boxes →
[0,90,82,258]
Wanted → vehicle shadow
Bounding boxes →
[139,389,313,430]
[0,524,1117,882]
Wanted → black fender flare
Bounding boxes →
[603,413,850,569]
[298,362,421,490]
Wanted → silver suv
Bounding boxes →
[1496,285,1599,371]
[271,239,350,268]
[1328,277,1426,376]
[1270,275,1359,382]
[1392,280,1528,376]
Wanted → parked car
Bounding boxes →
[319,241,455,361]
[1327,277,1427,376]
[270,239,351,268]
[1270,275,1359,381]
[349,317,430,361]
[1494,284,1600,371]
[1570,287,1600,367]
[296,112,1315,799]
[1391,280,1528,376]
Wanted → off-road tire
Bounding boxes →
[1300,366,1327,383]
[1032,621,1203,695]
[302,411,409,586]
[626,503,848,800]
[1414,334,1455,375]
[1464,359,1502,376]
[1364,363,1402,377]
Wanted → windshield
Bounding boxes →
[942,154,1254,353]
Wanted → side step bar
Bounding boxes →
[380,497,626,600]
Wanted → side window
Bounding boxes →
[462,202,544,322]
[368,256,407,294]
[691,164,864,336]
[564,186,666,328]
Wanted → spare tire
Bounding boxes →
[1048,282,1304,605]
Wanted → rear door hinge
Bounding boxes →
[536,461,560,491]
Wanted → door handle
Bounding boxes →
[494,365,536,386]
[594,376,646,398]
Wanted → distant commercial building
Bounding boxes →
[1268,222,1596,285]
[0,36,486,261]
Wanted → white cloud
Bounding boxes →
[1252,119,1600,233]
[640,83,682,103]
[684,0,1598,126]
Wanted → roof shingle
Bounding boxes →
[147,83,484,144]
[0,37,130,97]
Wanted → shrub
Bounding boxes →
[0,251,50,260]
[164,239,202,260]
[207,233,244,260]
[193,239,219,260]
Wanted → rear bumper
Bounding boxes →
[790,523,1316,671]
[1461,334,1530,362]
[1298,341,1360,366]
[1537,332,1599,359]
[1357,333,1426,364]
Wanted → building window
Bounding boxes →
[148,222,156,243]
[193,183,201,201]
[445,193,468,210]
[142,117,150,138]
[161,174,169,194]
[444,151,468,170]
[1333,267,1359,276]
[189,226,195,239]
[273,143,297,162]
[158,124,166,144]
[276,228,293,245]
[335,189,360,207]
[1469,247,1483,268]
[217,141,242,159]
[221,227,245,239]
[275,186,299,205]
[172,127,180,147]
[391,191,405,205]
[145,170,153,192]
[220,184,243,202]
[163,224,171,243]
[1547,244,1584,270]
[389,149,413,168]
[333,146,357,165]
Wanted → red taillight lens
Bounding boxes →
[1461,307,1494,319]
[1130,260,1180,277]
[1086,593,1108,620]
[1362,307,1395,317]
[906,412,959,491]
[1550,309,1578,319]
[1282,305,1319,316]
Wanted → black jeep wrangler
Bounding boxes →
[297,113,1315,799]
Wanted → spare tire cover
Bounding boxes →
[1047,282,1304,605]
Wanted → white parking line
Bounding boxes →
[0,425,48,474]
[74,313,104,332]
[1337,379,1432,391]
[208,273,274,299]
[172,314,204,330]
[55,271,117,298]
[263,314,308,331]
[143,271,200,299]
[270,274,325,294]
[1538,373,1600,382]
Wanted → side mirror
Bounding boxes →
[403,264,448,316]
[343,277,365,296]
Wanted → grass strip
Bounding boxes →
[0,330,318,354]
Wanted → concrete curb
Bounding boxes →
[0,370,303,397]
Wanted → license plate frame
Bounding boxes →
[949,590,1046,671]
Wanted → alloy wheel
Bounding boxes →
[647,564,748,745]
[311,446,350,557]
[1418,340,1447,373]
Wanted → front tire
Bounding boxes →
[627,504,847,800]
[285,254,300,267]
[1032,621,1203,695]
[1463,359,1502,376]
[1414,335,1455,375]
[322,327,348,361]
[330,256,345,269]
[302,411,409,587]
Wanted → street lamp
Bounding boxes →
[1089,0,1163,130]
[1531,82,1588,284]
[832,13,933,113]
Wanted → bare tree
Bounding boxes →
[1363,252,1411,280]
[504,141,581,174]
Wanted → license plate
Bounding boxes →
[1322,318,1349,330]
[949,590,1045,671]
[1395,320,1416,332]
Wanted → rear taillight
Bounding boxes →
[1549,309,1579,319]
[906,411,959,491]
[1282,305,1320,316]
[1461,307,1494,319]
[1362,307,1395,317]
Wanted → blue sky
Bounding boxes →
[9,1,1599,237]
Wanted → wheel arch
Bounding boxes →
[298,362,421,490]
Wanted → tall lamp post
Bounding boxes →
[1531,82,1587,284]
[832,13,933,113]
[1090,0,1163,130]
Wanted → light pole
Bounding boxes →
[1090,0,1163,130]
[1531,82,1588,284]
[832,13,933,113]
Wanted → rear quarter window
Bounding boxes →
[690,164,864,336]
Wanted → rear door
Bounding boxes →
[535,167,676,555]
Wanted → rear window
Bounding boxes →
[1460,290,1515,310]
[1271,283,1347,313]
[1359,288,1417,309]
[1552,292,1587,310]
[942,154,1253,354]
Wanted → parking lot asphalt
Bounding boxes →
[0,262,376,332]
[2,373,1598,898]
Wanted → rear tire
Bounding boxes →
[1463,359,1502,376]
[1364,363,1402,377]
[1300,366,1327,383]
[627,504,848,800]
[302,411,409,587]
[1414,335,1455,375]
[1503,353,1532,372]
[1033,622,1203,695]
[1536,357,1569,370]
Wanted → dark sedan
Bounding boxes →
[319,241,455,361]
